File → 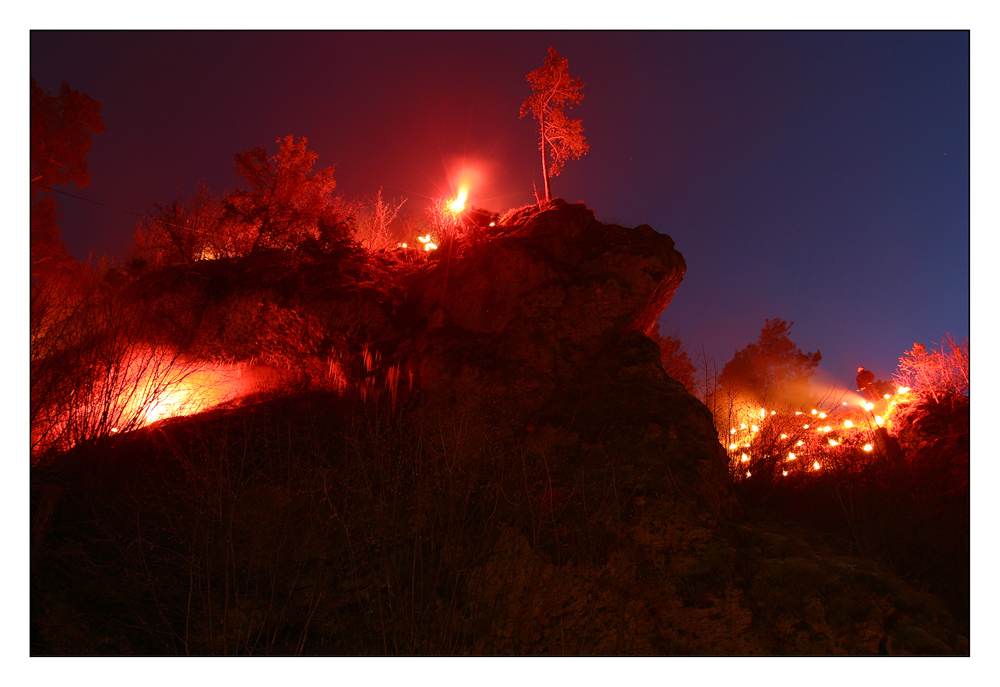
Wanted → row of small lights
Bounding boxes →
[732,387,912,479]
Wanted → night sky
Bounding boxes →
[29,30,970,394]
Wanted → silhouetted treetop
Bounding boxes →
[719,318,821,408]
[520,47,589,201]
[221,136,350,257]
[30,78,106,277]
[30,78,105,189]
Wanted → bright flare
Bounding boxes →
[447,187,468,213]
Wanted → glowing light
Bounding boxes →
[447,187,468,213]
[843,420,854,428]
[863,444,873,452]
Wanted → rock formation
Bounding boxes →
[30,200,967,655]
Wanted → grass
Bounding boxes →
[31,386,583,654]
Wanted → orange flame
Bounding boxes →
[447,187,468,214]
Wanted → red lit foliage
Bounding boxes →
[520,47,589,201]
[223,135,349,257]
[132,137,356,267]
[30,77,105,277]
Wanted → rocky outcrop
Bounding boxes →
[30,200,967,655]
[400,199,686,416]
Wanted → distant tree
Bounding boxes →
[718,318,821,408]
[30,77,105,276]
[648,323,696,394]
[520,47,589,201]
[222,136,348,256]
[132,181,223,266]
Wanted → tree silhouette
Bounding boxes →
[222,136,346,256]
[30,78,105,276]
[133,181,223,266]
[719,318,821,408]
[520,47,589,201]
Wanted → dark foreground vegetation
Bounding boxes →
[30,387,970,654]
[31,198,969,655]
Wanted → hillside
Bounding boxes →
[30,200,967,655]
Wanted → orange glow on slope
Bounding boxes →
[111,354,283,430]
[720,384,917,483]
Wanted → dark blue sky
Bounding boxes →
[30,31,969,393]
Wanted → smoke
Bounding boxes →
[808,367,866,409]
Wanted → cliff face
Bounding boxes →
[401,200,685,411]
[396,200,731,505]
[30,200,967,655]
[384,200,963,653]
